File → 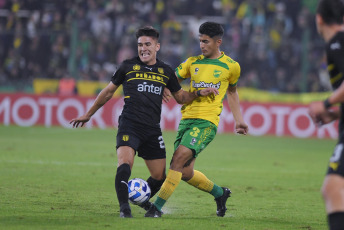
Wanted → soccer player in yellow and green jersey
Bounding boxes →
[145,22,248,218]
[176,50,240,127]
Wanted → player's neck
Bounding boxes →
[206,50,222,59]
[143,59,157,66]
[323,25,344,43]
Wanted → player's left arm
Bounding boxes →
[227,85,248,135]
[309,47,344,125]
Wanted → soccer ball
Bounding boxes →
[128,178,151,204]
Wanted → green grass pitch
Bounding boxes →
[0,125,334,229]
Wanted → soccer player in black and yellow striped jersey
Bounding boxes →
[70,26,219,218]
[145,22,248,218]
[309,1,344,229]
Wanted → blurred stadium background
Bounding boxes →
[0,0,336,139]
[0,0,327,92]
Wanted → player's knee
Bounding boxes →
[321,180,339,201]
[170,158,185,171]
[149,173,166,181]
[181,168,193,181]
[181,174,192,181]
[321,183,330,201]
[170,153,190,169]
[117,146,135,166]
[321,175,344,201]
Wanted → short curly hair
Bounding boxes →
[199,22,224,38]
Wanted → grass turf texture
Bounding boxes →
[0,125,333,230]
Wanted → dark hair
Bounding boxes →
[135,26,159,40]
[317,0,344,25]
[199,22,224,38]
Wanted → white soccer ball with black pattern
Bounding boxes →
[128,178,151,204]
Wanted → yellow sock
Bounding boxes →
[157,169,182,201]
[187,170,214,192]
[187,170,224,198]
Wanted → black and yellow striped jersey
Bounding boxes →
[111,57,181,127]
[327,32,344,90]
[326,32,344,141]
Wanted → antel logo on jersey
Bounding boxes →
[138,82,162,95]
[192,81,221,89]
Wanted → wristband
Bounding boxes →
[323,98,332,109]
[196,90,201,97]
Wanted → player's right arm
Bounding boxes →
[162,78,184,103]
[70,82,119,128]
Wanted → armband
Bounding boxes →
[323,98,332,109]
[196,90,201,97]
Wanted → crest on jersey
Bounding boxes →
[190,138,197,146]
[195,68,199,74]
[122,135,129,141]
[133,65,140,71]
[158,68,164,74]
[213,70,222,78]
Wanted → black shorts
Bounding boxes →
[116,116,166,160]
[326,142,344,177]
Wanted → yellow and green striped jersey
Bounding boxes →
[175,52,240,126]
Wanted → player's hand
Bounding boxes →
[308,101,340,126]
[163,88,172,103]
[235,122,248,135]
[70,115,91,128]
[308,101,327,126]
[317,110,338,125]
[200,88,219,99]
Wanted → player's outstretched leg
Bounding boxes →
[214,187,231,217]
[186,170,232,217]
[144,203,163,218]
[115,163,132,218]
[138,177,165,211]
[145,169,182,217]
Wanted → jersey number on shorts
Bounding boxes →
[331,143,343,162]
[190,127,200,137]
[158,136,165,149]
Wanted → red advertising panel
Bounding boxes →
[0,93,338,139]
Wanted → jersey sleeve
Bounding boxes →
[330,44,344,74]
[229,62,241,86]
[166,68,182,93]
[175,58,192,80]
[111,63,126,86]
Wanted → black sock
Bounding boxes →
[328,212,344,230]
[115,163,131,208]
[146,176,165,198]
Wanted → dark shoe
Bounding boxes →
[144,204,162,218]
[138,201,152,211]
[120,203,133,218]
[214,187,231,217]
